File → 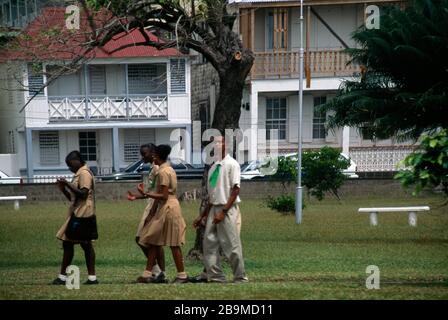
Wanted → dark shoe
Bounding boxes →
[171,277,189,284]
[84,279,99,285]
[51,277,66,285]
[149,272,168,284]
[188,274,208,283]
[136,276,152,283]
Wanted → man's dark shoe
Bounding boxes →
[149,272,168,284]
[84,279,99,285]
[188,274,208,283]
[51,277,66,285]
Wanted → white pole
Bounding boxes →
[295,0,304,224]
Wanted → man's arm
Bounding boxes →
[212,185,240,225]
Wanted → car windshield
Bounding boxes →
[124,160,144,173]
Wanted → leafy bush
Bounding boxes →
[265,194,305,214]
[395,129,448,197]
[269,146,350,201]
[302,147,350,200]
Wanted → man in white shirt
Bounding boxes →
[193,135,248,283]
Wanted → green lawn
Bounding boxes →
[0,195,447,299]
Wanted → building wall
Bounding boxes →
[0,63,25,155]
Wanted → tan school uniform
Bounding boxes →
[56,165,95,242]
[135,164,159,238]
[138,162,186,247]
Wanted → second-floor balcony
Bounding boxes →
[251,49,359,79]
[48,94,168,122]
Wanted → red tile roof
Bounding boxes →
[0,7,184,62]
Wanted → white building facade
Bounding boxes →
[0,8,192,178]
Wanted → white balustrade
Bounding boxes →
[349,146,416,172]
[48,95,168,121]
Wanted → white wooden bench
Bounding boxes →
[0,196,27,210]
[358,206,430,227]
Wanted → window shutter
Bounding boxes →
[89,65,106,95]
[123,129,156,162]
[39,131,60,164]
[27,64,44,96]
[170,59,186,94]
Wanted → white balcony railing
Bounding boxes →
[48,95,168,121]
[349,146,416,172]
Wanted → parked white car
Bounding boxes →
[241,152,359,180]
[0,170,23,184]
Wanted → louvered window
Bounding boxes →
[39,131,59,165]
[123,129,155,163]
[170,59,186,94]
[128,64,167,95]
[89,65,106,95]
[27,64,44,96]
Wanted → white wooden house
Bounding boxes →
[230,0,415,172]
[0,7,192,178]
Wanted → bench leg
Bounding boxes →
[408,212,417,227]
[14,200,20,211]
[369,212,378,226]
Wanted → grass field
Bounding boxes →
[0,195,447,300]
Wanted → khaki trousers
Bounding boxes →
[203,204,247,282]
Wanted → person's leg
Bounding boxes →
[80,242,96,276]
[217,206,248,283]
[156,246,165,272]
[203,206,226,282]
[170,246,188,283]
[136,236,149,258]
[80,242,98,284]
[52,241,74,284]
[60,241,75,275]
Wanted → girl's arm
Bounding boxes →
[145,185,169,201]
[62,179,89,200]
[56,179,71,201]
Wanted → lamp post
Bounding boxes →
[295,0,304,224]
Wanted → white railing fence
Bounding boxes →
[349,146,416,172]
[48,95,168,121]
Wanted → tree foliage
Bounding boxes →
[395,129,448,197]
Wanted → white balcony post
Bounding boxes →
[25,128,33,179]
[83,64,89,119]
[112,127,119,173]
[124,64,129,119]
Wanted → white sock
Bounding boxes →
[152,264,161,276]
[58,274,67,281]
[177,272,187,279]
[88,275,97,281]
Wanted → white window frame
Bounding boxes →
[266,97,288,141]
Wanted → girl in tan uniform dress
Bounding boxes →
[137,144,188,284]
[52,150,98,285]
[127,143,164,279]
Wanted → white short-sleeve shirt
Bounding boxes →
[207,154,241,206]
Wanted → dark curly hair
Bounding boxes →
[155,144,172,161]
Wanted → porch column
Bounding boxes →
[249,87,258,161]
[185,124,192,164]
[112,127,119,173]
[124,64,129,118]
[83,64,89,119]
[342,126,350,156]
[25,128,33,179]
